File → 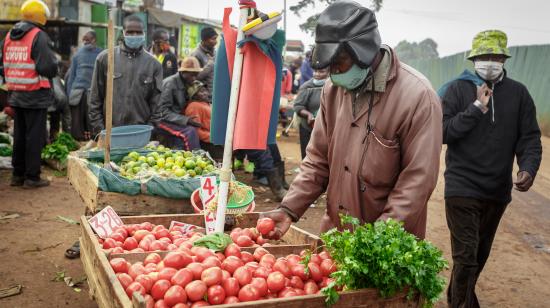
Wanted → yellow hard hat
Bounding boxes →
[20,0,51,26]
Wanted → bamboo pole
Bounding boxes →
[103,19,114,169]
[214,5,250,233]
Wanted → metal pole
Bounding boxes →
[214,5,249,233]
[104,16,115,169]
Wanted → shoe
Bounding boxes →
[266,168,287,202]
[254,176,269,187]
[276,161,290,190]
[23,178,50,188]
[10,176,24,186]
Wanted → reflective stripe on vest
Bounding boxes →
[2,27,51,91]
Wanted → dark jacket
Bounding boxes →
[293,79,323,132]
[192,45,215,98]
[157,73,192,126]
[0,21,58,109]
[88,44,163,135]
[160,51,178,79]
[66,44,102,93]
[442,72,542,204]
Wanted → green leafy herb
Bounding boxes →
[41,143,69,162]
[300,249,312,275]
[0,145,12,157]
[320,215,448,307]
[55,132,79,151]
[193,233,232,252]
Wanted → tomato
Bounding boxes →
[112,247,124,254]
[140,222,154,231]
[167,244,178,251]
[310,254,322,265]
[190,301,209,307]
[201,267,223,286]
[114,226,129,238]
[295,288,306,296]
[185,280,207,302]
[248,228,260,241]
[253,266,271,279]
[241,251,255,263]
[173,238,186,247]
[164,252,193,269]
[240,228,254,240]
[151,279,172,300]
[221,277,240,297]
[132,248,145,253]
[236,235,254,247]
[308,262,323,282]
[153,228,170,240]
[273,260,291,278]
[319,277,334,288]
[128,263,147,279]
[289,276,304,289]
[259,254,276,268]
[230,230,242,243]
[171,268,194,287]
[116,273,133,290]
[134,230,151,242]
[238,284,259,302]
[143,262,156,273]
[215,252,226,262]
[318,250,332,260]
[224,243,242,258]
[143,294,155,308]
[278,287,297,298]
[173,304,189,308]
[233,266,252,286]
[158,268,178,281]
[103,238,117,249]
[125,281,146,299]
[121,237,138,251]
[256,235,267,246]
[157,261,166,271]
[150,240,165,251]
[202,256,222,269]
[191,246,214,262]
[250,277,268,297]
[110,258,130,274]
[148,271,160,284]
[135,274,154,293]
[164,285,187,307]
[110,232,126,243]
[320,259,336,277]
[291,264,309,281]
[144,253,162,265]
[221,270,231,280]
[223,296,240,304]
[207,285,226,305]
[139,238,152,251]
[304,281,319,295]
[256,218,275,236]
[159,237,172,244]
[266,272,285,293]
[252,247,268,262]
[287,255,301,267]
[221,256,244,274]
[186,262,205,280]
[153,299,169,308]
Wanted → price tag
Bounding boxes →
[200,176,218,234]
[88,206,124,239]
[169,221,201,235]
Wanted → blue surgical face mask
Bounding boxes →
[124,34,145,50]
[312,78,326,86]
[330,64,369,90]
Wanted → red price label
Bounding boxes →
[200,176,218,234]
[169,221,201,235]
[88,206,124,238]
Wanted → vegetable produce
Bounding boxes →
[320,215,447,307]
[192,233,232,252]
[40,132,79,162]
[0,144,12,157]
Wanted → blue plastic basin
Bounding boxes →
[100,125,153,149]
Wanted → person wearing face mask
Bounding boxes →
[150,28,178,79]
[260,1,442,240]
[65,31,102,141]
[88,14,163,137]
[441,30,542,308]
[293,68,329,159]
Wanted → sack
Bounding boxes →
[68,88,86,107]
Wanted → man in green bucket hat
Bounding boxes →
[441,29,542,307]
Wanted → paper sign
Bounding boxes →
[169,221,201,235]
[200,176,218,234]
[88,206,124,238]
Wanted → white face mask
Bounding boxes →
[474,61,504,81]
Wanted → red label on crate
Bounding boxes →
[88,206,124,239]
[169,221,201,235]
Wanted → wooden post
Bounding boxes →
[103,19,114,169]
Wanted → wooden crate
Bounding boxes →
[68,155,193,216]
[80,213,421,308]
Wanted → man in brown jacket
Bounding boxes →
[261,0,442,239]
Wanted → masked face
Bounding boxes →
[330,64,369,90]
[474,61,504,81]
[124,33,145,50]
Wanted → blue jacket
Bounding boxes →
[66,45,102,94]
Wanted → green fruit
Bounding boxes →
[174,168,186,177]
[153,165,160,171]
[156,158,165,168]
[184,160,196,170]
[157,145,166,152]
[128,151,140,161]
[132,166,141,174]
[194,166,203,176]
[175,157,185,167]
[147,156,156,166]
[140,163,149,169]
[166,157,175,164]
[187,169,196,177]
[126,161,136,169]
[205,165,215,173]
[151,152,160,159]
[165,162,174,170]
[197,160,208,169]
[183,151,193,158]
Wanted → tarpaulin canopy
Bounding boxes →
[147,7,221,29]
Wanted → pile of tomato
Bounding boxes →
[108,218,337,307]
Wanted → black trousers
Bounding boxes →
[12,107,48,181]
[299,125,312,160]
[445,197,508,308]
[70,91,90,141]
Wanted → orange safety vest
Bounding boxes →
[3,27,51,91]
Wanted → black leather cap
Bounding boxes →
[311,0,381,69]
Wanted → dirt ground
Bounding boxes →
[1,131,550,307]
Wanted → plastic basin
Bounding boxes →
[100,125,153,149]
[190,188,255,214]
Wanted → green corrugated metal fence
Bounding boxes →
[407,44,550,135]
